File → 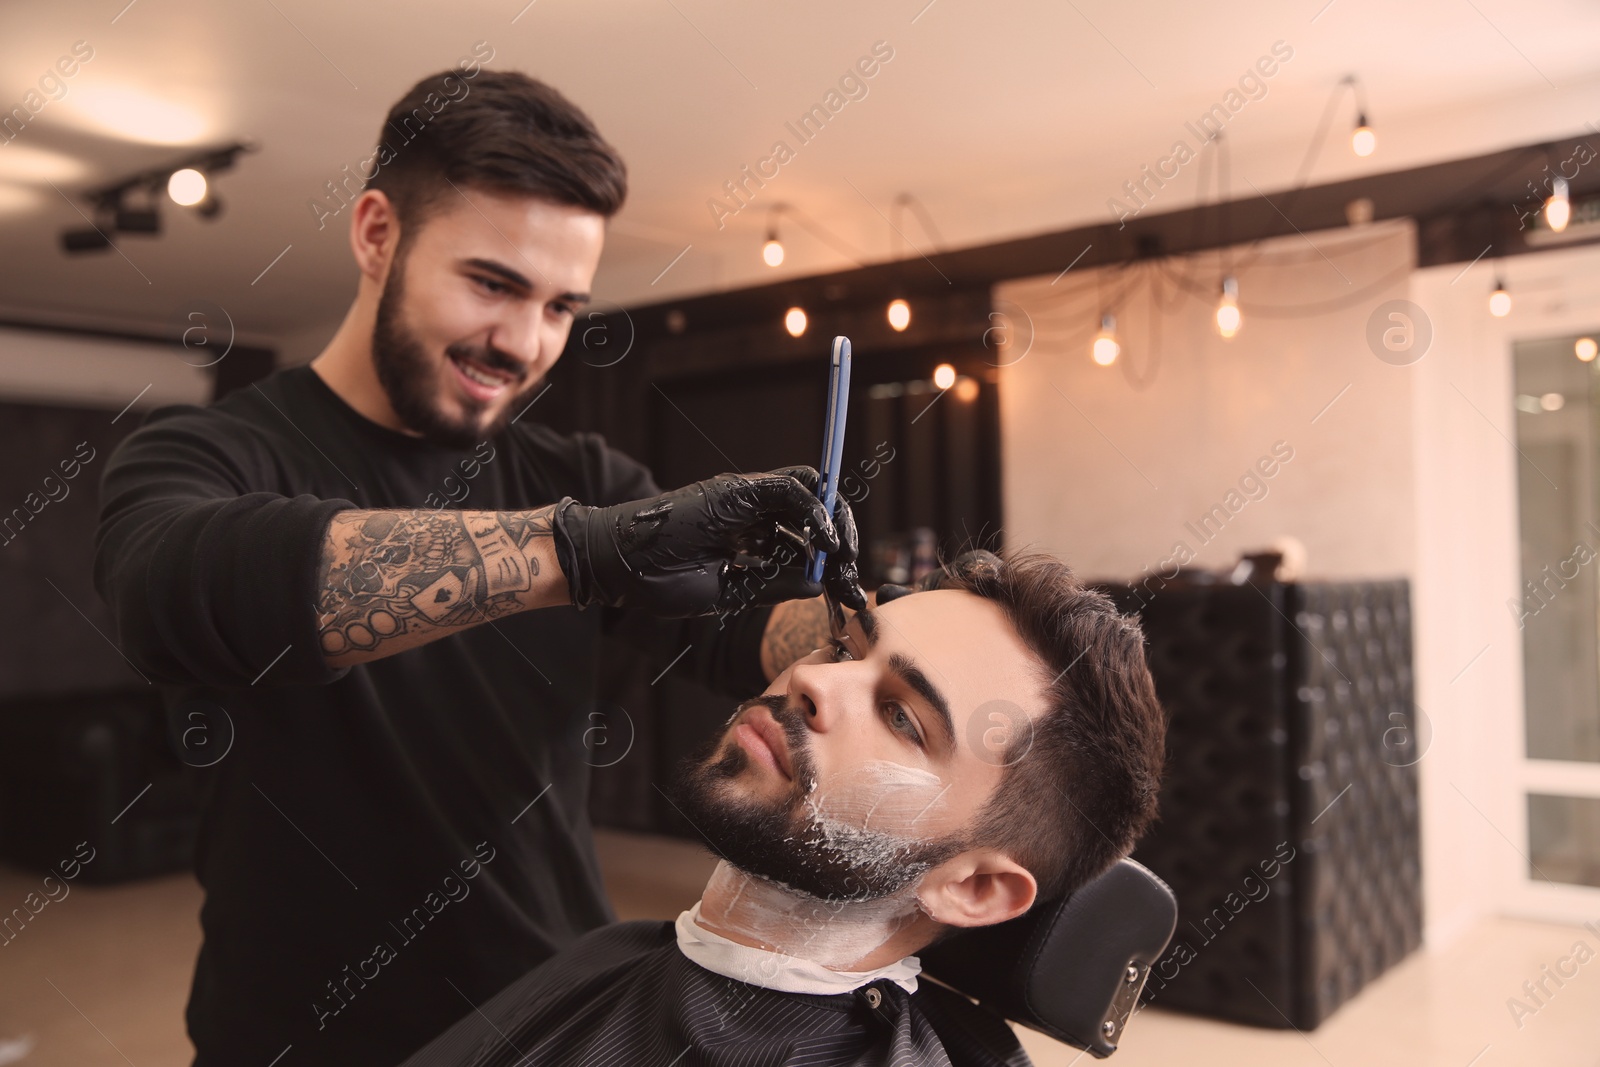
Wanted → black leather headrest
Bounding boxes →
[919,858,1177,1057]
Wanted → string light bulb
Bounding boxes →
[1215,275,1242,339]
[167,167,207,206]
[1091,314,1120,366]
[887,298,911,331]
[933,363,957,390]
[1488,279,1512,318]
[784,306,807,337]
[1351,114,1376,157]
[1546,178,1572,234]
[762,232,785,267]
[1575,336,1597,362]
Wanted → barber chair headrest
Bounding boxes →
[918,858,1177,1058]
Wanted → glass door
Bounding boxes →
[1512,331,1600,900]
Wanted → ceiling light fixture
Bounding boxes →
[1351,115,1376,157]
[1488,279,1512,318]
[762,204,786,267]
[59,141,252,254]
[167,167,207,207]
[1215,275,1242,339]
[1092,314,1120,366]
[1546,177,1572,233]
[1341,75,1376,157]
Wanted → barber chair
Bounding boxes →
[920,858,1177,1058]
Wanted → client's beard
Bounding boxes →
[370,249,546,450]
[671,695,967,902]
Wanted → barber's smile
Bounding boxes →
[734,705,793,781]
[446,349,521,403]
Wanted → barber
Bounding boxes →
[93,66,863,1066]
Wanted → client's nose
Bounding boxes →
[777,662,838,729]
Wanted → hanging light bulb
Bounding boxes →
[1091,314,1120,366]
[1351,113,1376,157]
[1488,279,1512,318]
[1215,275,1242,339]
[167,167,207,206]
[784,306,808,337]
[762,231,785,267]
[1575,337,1597,362]
[1546,178,1572,233]
[933,363,957,390]
[887,298,911,332]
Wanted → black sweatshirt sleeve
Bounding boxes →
[576,433,776,700]
[93,406,355,688]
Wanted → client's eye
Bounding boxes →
[883,703,923,747]
[827,637,854,663]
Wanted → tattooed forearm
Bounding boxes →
[759,588,882,681]
[760,597,832,682]
[316,505,564,666]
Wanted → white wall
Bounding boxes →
[996,221,1416,583]
[994,221,1567,946]
[0,325,211,413]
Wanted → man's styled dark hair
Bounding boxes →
[939,550,1166,903]
[368,68,627,247]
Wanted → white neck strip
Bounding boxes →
[675,901,921,996]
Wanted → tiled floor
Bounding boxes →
[2,829,1597,1066]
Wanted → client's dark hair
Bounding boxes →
[938,550,1166,903]
[369,68,627,250]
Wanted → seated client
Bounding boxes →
[402,550,1167,1067]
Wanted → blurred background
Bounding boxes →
[1,0,1599,1063]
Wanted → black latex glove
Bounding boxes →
[550,465,867,618]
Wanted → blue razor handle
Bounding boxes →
[808,335,852,583]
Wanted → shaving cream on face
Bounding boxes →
[806,759,951,833]
[697,759,956,970]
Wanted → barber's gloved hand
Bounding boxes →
[551,465,867,618]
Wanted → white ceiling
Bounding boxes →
[1,0,1598,348]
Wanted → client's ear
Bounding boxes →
[918,849,1036,929]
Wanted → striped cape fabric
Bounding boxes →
[400,920,1033,1066]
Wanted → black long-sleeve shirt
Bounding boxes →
[93,365,773,1066]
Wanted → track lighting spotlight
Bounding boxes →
[167,167,208,207]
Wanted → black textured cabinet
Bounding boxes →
[1095,575,1422,1029]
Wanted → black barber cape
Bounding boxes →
[94,365,773,1066]
[400,920,1034,1067]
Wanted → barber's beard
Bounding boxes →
[370,252,546,450]
[672,695,966,902]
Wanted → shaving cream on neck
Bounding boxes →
[696,759,954,970]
